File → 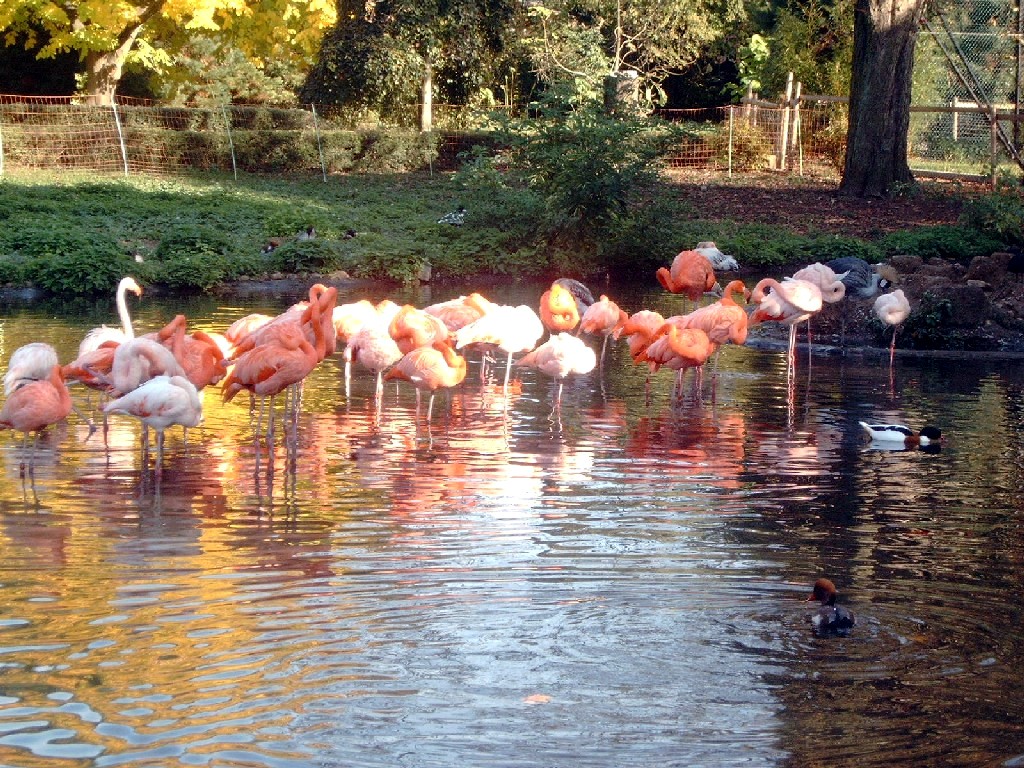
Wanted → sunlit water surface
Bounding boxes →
[1,281,1023,768]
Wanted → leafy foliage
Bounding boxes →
[878,225,1004,263]
[958,178,1024,245]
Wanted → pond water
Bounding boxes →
[1,280,1023,768]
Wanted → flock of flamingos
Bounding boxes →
[0,243,911,477]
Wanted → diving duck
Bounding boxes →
[807,578,856,637]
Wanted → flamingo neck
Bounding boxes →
[117,280,135,339]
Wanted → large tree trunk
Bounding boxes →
[839,0,928,197]
[78,2,164,105]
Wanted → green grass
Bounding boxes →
[0,167,1017,296]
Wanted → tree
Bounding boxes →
[838,0,928,197]
[528,0,746,106]
[0,0,335,104]
[302,0,521,130]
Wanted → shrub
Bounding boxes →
[885,291,961,349]
[266,238,357,275]
[799,234,883,264]
[958,178,1024,245]
[878,225,1003,263]
[11,227,135,296]
[150,226,236,290]
[354,129,437,173]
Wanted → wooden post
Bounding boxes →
[111,101,129,177]
[728,105,734,178]
[222,105,237,181]
[991,105,999,187]
[779,72,794,170]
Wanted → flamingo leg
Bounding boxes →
[889,326,898,368]
[503,353,513,393]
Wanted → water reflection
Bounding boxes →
[1,284,1024,767]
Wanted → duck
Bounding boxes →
[859,421,943,446]
[438,206,467,226]
[262,226,316,253]
[807,578,856,637]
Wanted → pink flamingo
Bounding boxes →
[5,342,59,395]
[874,289,911,369]
[0,364,73,474]
[656,250,717,311]
[637,325,714,399]
[104,374,202,480]
[454,304,544,392]
[222,295,326,440]
[347,324,403,406]
[515,332,596,408]
[77,276,142,357]
[750,277,823,379]
[384,340,468,420]
[579,295,628,366]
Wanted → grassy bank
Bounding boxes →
[0,168,1015,297]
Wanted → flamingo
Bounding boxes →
[673,279,750,375]
[873,289,911,368]
[614,309,666,401]
[515,332,596,408]
[347,324,403,405]
[539,281,582,334]
[389,304,451,354]
[424,292,496,333]
[107,337,188,395]
[790,263,847,349]
[656,250,717,311]
[4,342,59,395]
[750,277,823,378]
[637,325,714,399]
[454,304,544,392]
[78,276,143,357]
[554,278,596,316]
[104,374,203,479]
[0,364,73,473]
[384,340,468,420]
[156,315,229,390]
[579,295,628,367]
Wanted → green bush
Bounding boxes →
[799,234,883,264]
[958,179,1024,244]
[266,238,357,275]
[9,226,135,296]
[232,130,322,173]
[878,224,1003,263]
[150,226,236,290]
[354,129,438,173]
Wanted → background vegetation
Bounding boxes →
[0,138,1018,297]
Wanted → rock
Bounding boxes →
[890,254,923,273]
[922,283,990,328]
[966,251,1012,283]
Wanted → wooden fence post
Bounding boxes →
[222,105,237,181]
[991,104,999,187]
[111,101,129,177]
[779,72,794,170]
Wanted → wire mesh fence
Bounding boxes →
[0,92,1019,184]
